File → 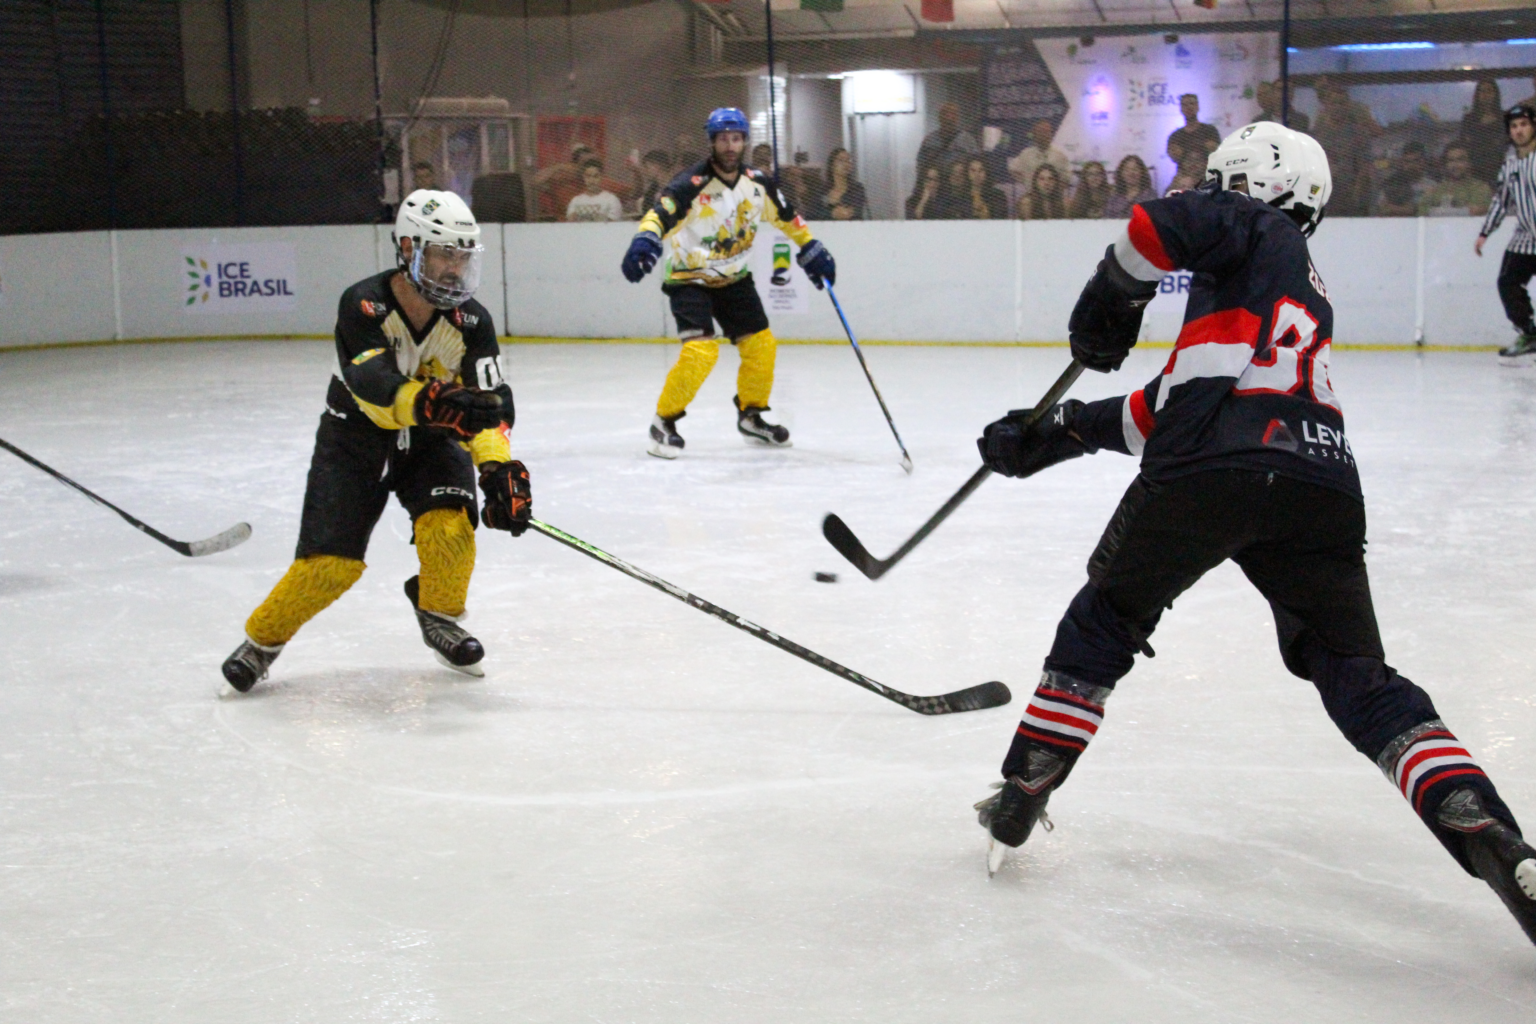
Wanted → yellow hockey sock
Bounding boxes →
[416,506,476,617]
[245,555,365,647]
[735,328,777,409]
[656,338,720,419]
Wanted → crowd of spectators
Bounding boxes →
[506,72,1530,225]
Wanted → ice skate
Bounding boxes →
[734,395,791,447]
[1498,330,1536,366]
[1439,789,1536,945]
[647,412,685,459]
[404,575,485,677]
[221,637,283,693]
[975,776,1054,877]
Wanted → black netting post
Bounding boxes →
[92,0,117,230]
[1279,0,1291,127]
[766,0,780,175]
[370,0,387,221]
[222,0,247,224]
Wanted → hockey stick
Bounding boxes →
[822,359,1085,580]
[528,518,1010,715]
[0,436,252,557]
[826,283,913,474]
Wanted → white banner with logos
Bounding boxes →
[750,228,810,315]
[181,242,298,314]
[1038,33,1279,192]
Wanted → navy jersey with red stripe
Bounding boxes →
[1075,184,1361,499]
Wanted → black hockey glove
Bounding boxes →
[479,460,531,536]
[977,400,1094,479]
[414,380,506,439]
[621,231,663,283]
[1067,245,1159,373]
[796,240,836,290]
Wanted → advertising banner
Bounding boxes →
[1036,33,1279,192]
[181,242,298,314]
[751,229,809,315]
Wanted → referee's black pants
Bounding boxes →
[1497,250,1536,334]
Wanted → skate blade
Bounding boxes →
[647,440,681,459]
[1516,858,1536,901]
[740,435,793,448]
[987,838,1008,878]
[1498,355,1536,368]
[434,650,485,677]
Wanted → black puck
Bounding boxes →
[814,572,839,583]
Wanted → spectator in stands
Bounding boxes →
[1068,161,1111,219]
[806,147,866,221]
[949,157,1007,219]
[752,143,775,175]
[535,143,597,221]
[1520,73,1536,111]
[1166,167,1203,195]
[780,150,815,212]
[564,159,624,222]
[636,149,674,216]
[411,160,438,192]
[1103,154,1157,219]
[1460,79,1510,185]
[1007,119,1070,196]
[917,102,979,179]
[1311,77,1383,217]
[1376,141,1436,217]
[1016,163,1066,220]
[1254,80,1309,133]
[1419,142,1492,217]
[1166,94,1222,180]
[905,165,945,220]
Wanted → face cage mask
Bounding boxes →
[406,241,484,309]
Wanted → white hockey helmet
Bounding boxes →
[1205,121,1332,236]
[393,189,484,309]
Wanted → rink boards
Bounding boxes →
[0,216,1511,350]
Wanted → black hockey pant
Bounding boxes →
[1001,469,1518,873]
[1497,250,1536,334]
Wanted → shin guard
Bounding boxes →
[656,339,721,420]
[245,555,365,647]
[735,328,778,410]
[415,506,476,618]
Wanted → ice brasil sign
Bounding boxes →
[181,242,297,313]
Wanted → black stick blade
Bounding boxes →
[899,680,1012,716]
[822,513,886,580]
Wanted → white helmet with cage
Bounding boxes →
[393,189,484,309]
[1205,121,1332,236]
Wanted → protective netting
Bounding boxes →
[3,0,1535,234]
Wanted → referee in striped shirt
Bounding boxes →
[1478,104,1536,359]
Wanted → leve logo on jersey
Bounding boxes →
[360,300,387,317]
[661,196,677,214]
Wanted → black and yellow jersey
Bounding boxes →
[327,270,514,466]
[637,160,814,288]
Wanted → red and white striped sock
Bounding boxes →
[1378,720,1489,816]
[1015,672,1110,755]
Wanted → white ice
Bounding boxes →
[1,340,1534,1022]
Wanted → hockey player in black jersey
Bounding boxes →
[973,122,1536,946]
[221,190,531,690]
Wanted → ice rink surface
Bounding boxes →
[2,339,1535,1022]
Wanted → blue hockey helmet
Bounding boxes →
[705,107,750,140]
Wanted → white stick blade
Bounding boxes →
[186,522,252,557]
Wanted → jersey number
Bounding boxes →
[1233,298,1340,411]
[475,355,505,390]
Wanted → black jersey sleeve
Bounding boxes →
[335,289,411,409]
[1133,185,1259,279]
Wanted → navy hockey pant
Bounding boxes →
[1002,469,1517,874]
[1497,251,1536,334]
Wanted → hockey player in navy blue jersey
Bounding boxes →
[972,122,1536,946]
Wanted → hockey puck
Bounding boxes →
[814,572,839,583]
